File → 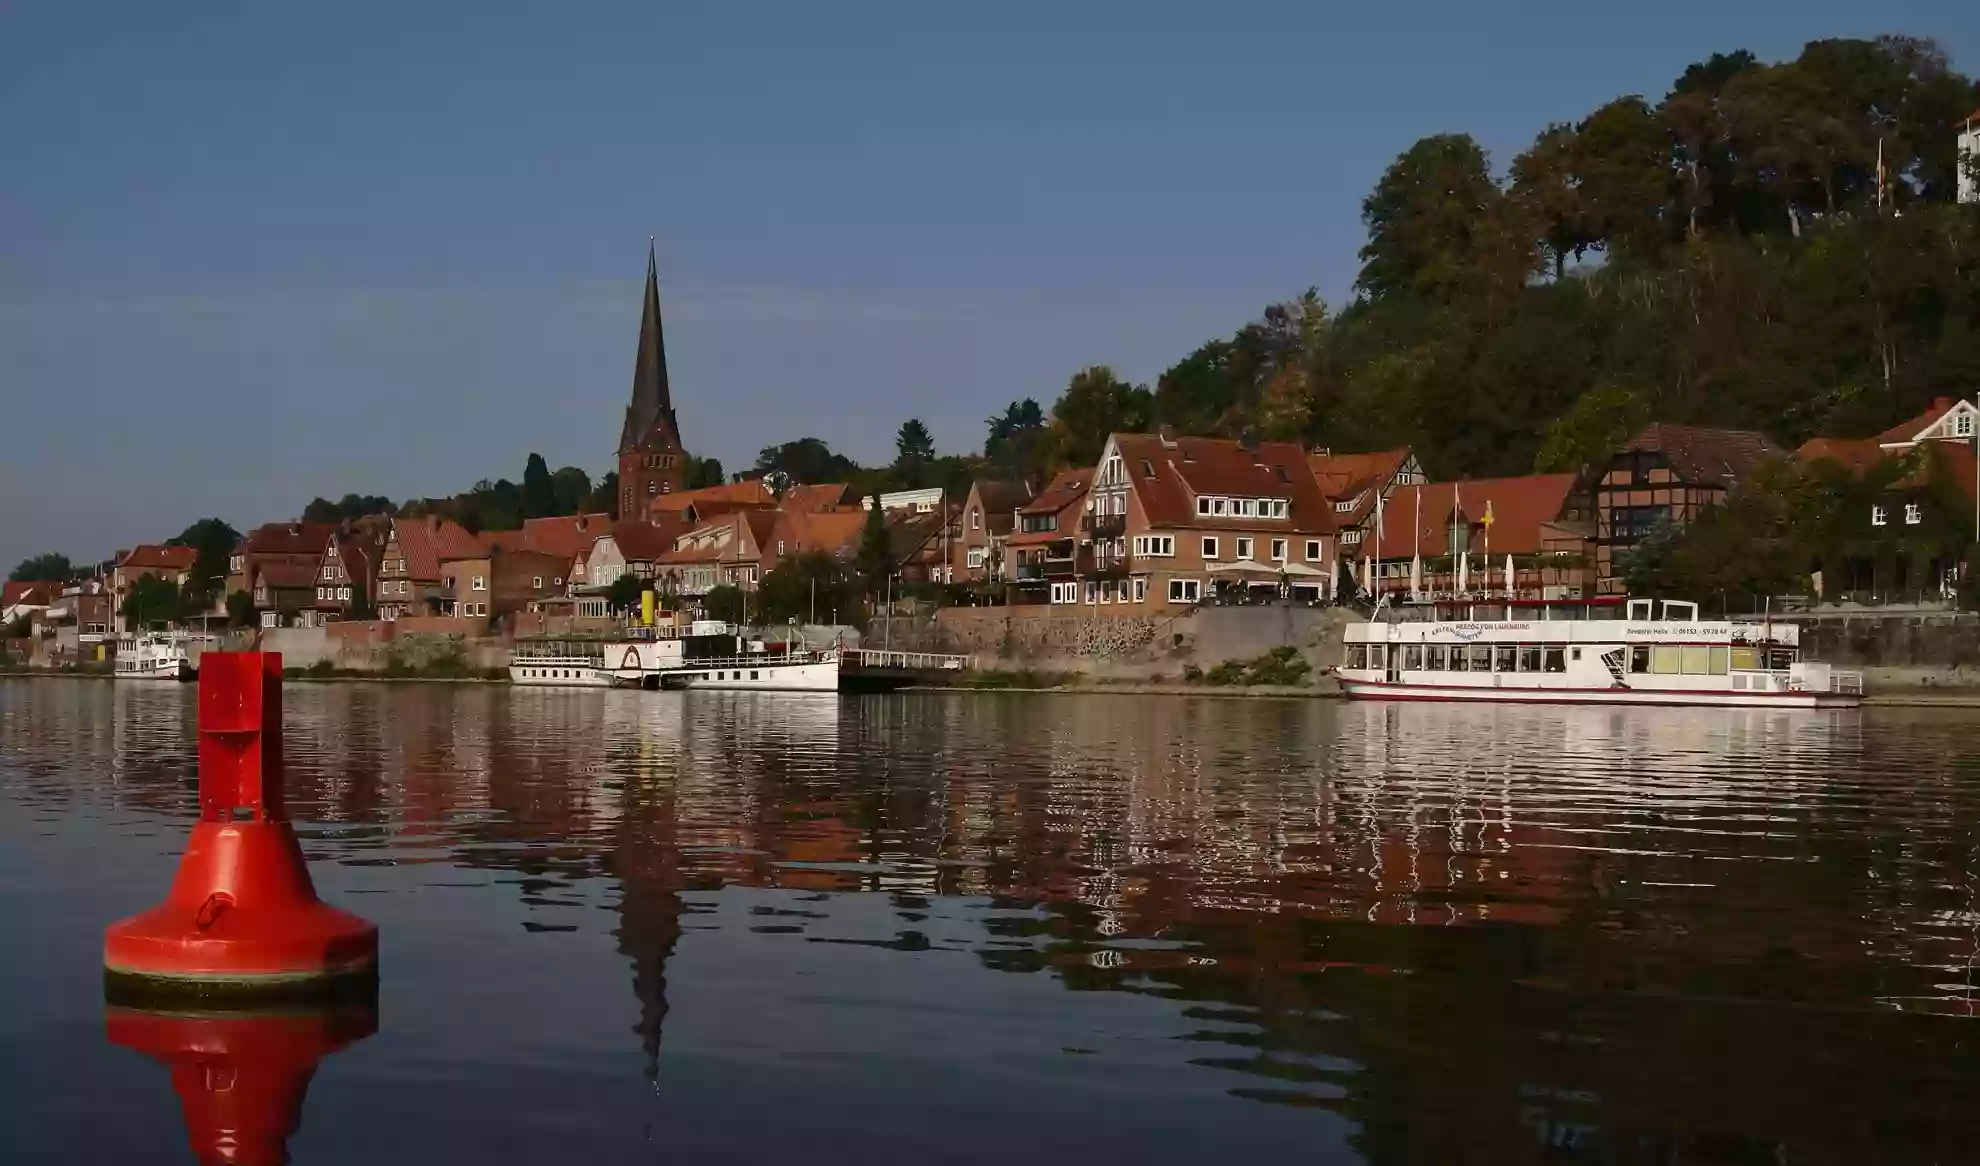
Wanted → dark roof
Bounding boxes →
[1620,424,1783,486]
[609,520,674,563]
[1018,468,1090,517]
[516,513,612,559]
[1378,474,1579,558]
[388,516,484,581]
[1796,437,1887,474]
[117,545,197,572]
[619,241,681,456]
[1308,448,1413,528]
[254,561,318,589]
[971,479,1032,535]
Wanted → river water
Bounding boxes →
[2,680,1977,1163]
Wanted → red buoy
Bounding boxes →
[107,1002,376,1166]
[104,652,377,1001]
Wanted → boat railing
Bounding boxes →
[842,649,974,671]
[681,648,838,670]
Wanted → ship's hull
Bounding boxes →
[1337,677,1859,709]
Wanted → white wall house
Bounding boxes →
[1961,108,1979,206]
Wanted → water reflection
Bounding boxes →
[3,681,1979,1162]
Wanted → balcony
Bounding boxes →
[1092,552,1131,578]
[1083,513,1126,537]
[1015,564,1047,582]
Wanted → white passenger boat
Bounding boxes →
[509,638,615,687]
[510,621,842,691]
[1335,597,1863,708]
[114,632,207,682]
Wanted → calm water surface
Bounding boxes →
[2,680,1978,1163]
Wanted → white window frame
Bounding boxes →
[1305,539,1323,561]
[970,508,981,530]
[1236,537,1253,560]
[338,586,350,601]
[1196,497,1211,516]
[1168,578,1201,604]
[1904,501,1922,525]
[1871,505,1888,527]
[1132,577,1148,603]
[532,576,543,588]
[1202,536,1218,560]
[1958,412,1974,437]
[1084,581,1097,605]
[1271,538,1287,561]
[472,574,487,591]
[1050,581,1077,605]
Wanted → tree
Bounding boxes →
[1511,123,1593,280]
[854,498,893,601]
[120,574,181,631]
[606,572,645,615]
[521,453,556,520]
[753,438,861,486]
[759,551,860,626]
[549,466,593,515]
[984,398,1048,484]
[588,471,620,518]
[9,553,75,583]
[1050,366,1154,467]
[168,517,240,611]
[703,583,746,624]
[1356,133,1535,303]
[301,494,394,524]
[684,456,726,491]
[893,418,936,488]
[225,589,255,628]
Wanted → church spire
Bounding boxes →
[618,239,678,455]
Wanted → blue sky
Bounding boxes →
[3,1,1977,569]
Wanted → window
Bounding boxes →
[1202,537,1219,560]
[1273,500,1288,518]
[1494,645,1516,672]
[1099,581,1114,603]
[1611,505,1672,542]
[1629,645,1650,673]
[1519,645,1542,672]
[1958,412,1973,437]
[1213,498,1227,516]
[1368,645,1386,669]
[1570,647,1582,661]
[1271,539,1287,561]
[751,671,759,680]
[1236,537,1253,560]
[1544,646,1567,673]
[554,577,563,587]
[1132,535,1174,557]
[1084,582,1097,605]
[1708,646,1729,674]
[1347,644,1368,669]
[1051,582,1077,604]
[1426,644,1448,670]
[1905,502,1922,525]
[1305,540,1323,562]
[1469,644,1492,671]
[1651,645,1681,674]
[472,575,487,591]
[1197,497,1212,516]
[647,481,659,495]
[1449,646,1468,672]
[1132,577,1147,603]
[338,586,350,601]
[1168,578,1201,603]
[1335,500,1356,513]
[532,576,543,588]
[1341,529,1362,546]
[1871,505,1888,526]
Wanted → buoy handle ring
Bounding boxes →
[194,892,233,931]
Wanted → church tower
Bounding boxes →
[617,241,687,519]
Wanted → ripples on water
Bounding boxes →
[2,680,1978,1163]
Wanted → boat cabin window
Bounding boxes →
[1630,646,1650,673]
[1346,644,1367,669]
[1494,645,1516,672]
[1587,604,1623,620]
[1519,645,1541,672]
[1469,644,1492,671]
[1449,646,1468,672]
[1544,603,1585,622]
[1661,600,1700,621]
[1403,644,1423,670]
[1651,646,1681,674]
[1680,645,1711,674]
[1472,603,1506,621]
[1627,598,1654,621]
[1368,645,1387,669]
[1544,646,1566,673]
[1730,646,1760,670]
[1426,644,1448,670]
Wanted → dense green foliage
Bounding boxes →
[702,583,746,624]
[167,517,239,611]
[758,551,862,626]
[8,553,75,583]
[118,574,181,631]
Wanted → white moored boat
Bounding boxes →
[1335,597,1862,708]
[510,621,843,692]
[509,638,614,687]
[114,632,208,682]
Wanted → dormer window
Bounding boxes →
[1958,413,1974,438]
[1197,497,1211,516]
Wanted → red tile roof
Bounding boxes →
[1923,441,1978,505]
[117,544,198,572]
[781,483,859,512]
[1872,397,1958,446]
[2,581,55,608]
[1308,447,1413,528]
[1018,468,1090,517]
[1378,474,1579,558]
[766,509,868,561]
[1621,424,1784,486]
[1113,433,1337,534]
[253,561,319,590]
[389,516,484,581]
[242,522,339,557]
[647,479,776,520]
[607,520,675,563]
[970,479,1033,537]
[1796,437,1887,474]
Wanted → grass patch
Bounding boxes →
[1192,646,1313,687]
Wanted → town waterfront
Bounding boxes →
[3,682,1978,1162]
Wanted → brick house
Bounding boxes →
[110,545,197,632]
[1307,447,1427,562]
[1007,468,1094,605]
[440,548,569,622]
[760,509,868,573]
[578,521,677,601]
[1089,432,1340,611]
[302,529,385,626]
[654,510,779,601]
[1364,474,1588,600]
[377,515,484,620]
[249,561,317,626]
[1591,424,1785,592]
[226,522,338,615]
[951,479,1032,584]
[646,480,777,526]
